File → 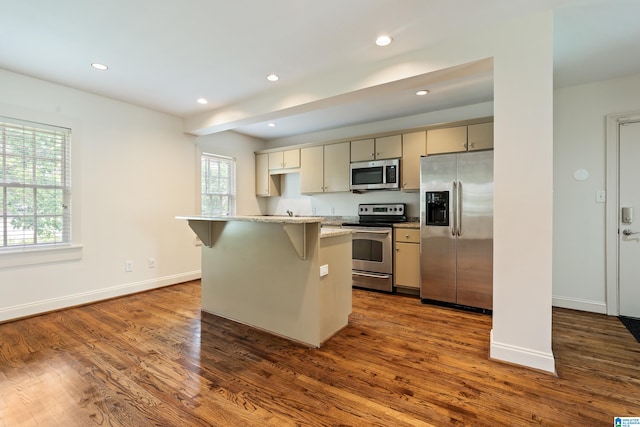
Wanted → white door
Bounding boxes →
[619,120,640,318]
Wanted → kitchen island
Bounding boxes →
[177,215,352,347]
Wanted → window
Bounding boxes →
[1,117,71,249]
[201,153,236,216]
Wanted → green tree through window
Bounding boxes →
[1,117,71,248]
[201,153,236,216]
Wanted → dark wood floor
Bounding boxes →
[1,280,639,426]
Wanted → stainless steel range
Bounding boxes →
[342,203,407,292]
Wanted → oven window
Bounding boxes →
[353,238,383,262]
[352,166,383,185]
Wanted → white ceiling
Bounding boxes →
[2,0,640,140]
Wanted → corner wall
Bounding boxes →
[553,72,640,314]
[0,69,201,321]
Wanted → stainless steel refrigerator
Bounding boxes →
[420,151,493,311]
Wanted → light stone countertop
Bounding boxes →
[394,221,420,229]
[176,215,324,224]
[320,228,353,238]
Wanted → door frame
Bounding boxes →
[605,110,640,316]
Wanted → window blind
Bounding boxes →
[201,153,236,216]
[0,117,72,249]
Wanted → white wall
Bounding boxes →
[553,72,640,313]
[0,70,201,321]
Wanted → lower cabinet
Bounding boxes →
[394,228,420,290]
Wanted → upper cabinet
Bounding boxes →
[467,122,494,151]
[375,135,402,159]
[350,138,374,162]
[401,131,426,191]
[323,142,350,193]
[255,119,492,197]
[300,142,350,194]
[300,146,324,194]
[255,153,280,197]
[351,135,402,161]
[426,126,468,155]
[268,148,300,170]
[426,122,493,155]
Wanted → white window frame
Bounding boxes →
[201,153,236,216]
[1,116,72,250]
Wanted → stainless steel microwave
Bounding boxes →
[349,159,400,191]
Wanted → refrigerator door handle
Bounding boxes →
[452,181,457,236]
[458,180,462,236]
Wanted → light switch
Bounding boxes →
[596,190,606,203]
[320,264,329,277]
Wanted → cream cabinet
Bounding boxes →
[323,142,350,193]
[255,153,280,197]
[350,138,374,161]
[300,146,324,193]
[300,142,350,194]
[394,228,420,290]
[375,135,402,159]
[426,122,493,155]
[426,126,468,155]
[468,122,493,151]
[268,148,300,170]
[401,131,426,191]
[351,135,402,161]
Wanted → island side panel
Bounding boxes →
[200,221,321,347]
[318,232,353,343]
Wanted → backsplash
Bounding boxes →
[265,172,420,218]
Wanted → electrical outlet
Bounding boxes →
[148,258,156,268]
[125,261,133,272]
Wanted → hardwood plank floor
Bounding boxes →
[1,280,639,426]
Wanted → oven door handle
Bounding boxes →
[348,229,391,235]
[352,271,391,279]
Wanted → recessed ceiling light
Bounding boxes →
[375,35,393,47]
[416,90,429,96]
[268,122,276,127]
[197,98,208,105]
[266,73,279,82]
[91,63,108,71]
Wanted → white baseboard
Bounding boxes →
[490,330,556,374]
[552,296,607,314]
[0,271,201,322]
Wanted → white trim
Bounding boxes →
[552,296,607,314]
[605,110,640,316]
[0,244,83,269]
[0,271,201,322]
[489,330,556,374]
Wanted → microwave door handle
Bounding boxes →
[452,181,457,236]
